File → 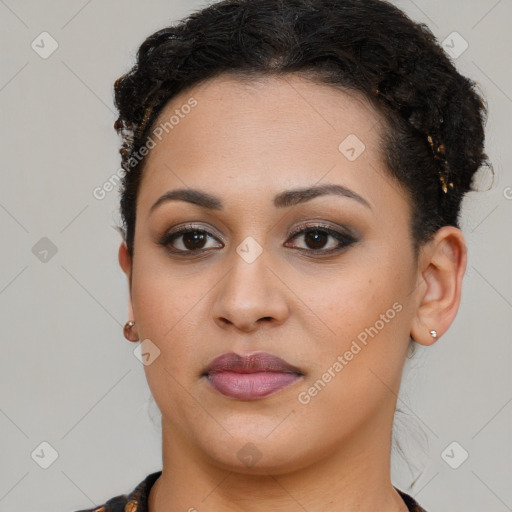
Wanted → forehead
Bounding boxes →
[136,73,403,216]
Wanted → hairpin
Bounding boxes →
[137,105,154,136]
[427,134,454,194]
[374,88,453,194]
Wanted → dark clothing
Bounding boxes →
[75,471,427,512]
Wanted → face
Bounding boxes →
[121,74,422,473]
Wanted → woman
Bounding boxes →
[77,0,490,510]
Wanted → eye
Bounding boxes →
[159,224,223,254]
[285,223,357,255]
[158,222,358,256]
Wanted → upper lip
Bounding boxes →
[203,352,304,375]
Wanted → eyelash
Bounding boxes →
[158,222,358,257]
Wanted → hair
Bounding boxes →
[113,0,491,259]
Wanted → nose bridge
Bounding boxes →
[232,237,271,293]
[212,234,289,330]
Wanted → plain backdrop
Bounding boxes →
[0,1,511,511]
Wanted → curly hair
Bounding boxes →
[113,0,491,258]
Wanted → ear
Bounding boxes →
[118,241,136,328]
[410,226,467,346]
[118,240,132,281]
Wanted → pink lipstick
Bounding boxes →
[202,352,304,400]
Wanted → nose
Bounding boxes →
[211,248,290,333]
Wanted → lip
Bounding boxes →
[202,352,304,400]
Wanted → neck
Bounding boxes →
[148,404,409,512]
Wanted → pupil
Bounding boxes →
[184,231,206,250]
[306,230,328,249]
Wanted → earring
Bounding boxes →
[123,320,139,342]
[429,329,437,339]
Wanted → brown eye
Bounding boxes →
[159,226,223,254]
[181,231,208,250]
[303,230,330,250]
[159,223,357,257]
[285,224,358,255]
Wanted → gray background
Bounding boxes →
[0,1,510,511]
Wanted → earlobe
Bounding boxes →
[410,226,467,346]
[118,241,139,340]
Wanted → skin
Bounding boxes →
[118,74,467,511]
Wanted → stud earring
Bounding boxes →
[123,320,139,342]
[429,329,437,339]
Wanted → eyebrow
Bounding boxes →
[149,183,372,214]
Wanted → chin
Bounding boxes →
[204,441,309,476]
[188,423,328,477]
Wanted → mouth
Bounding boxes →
[202,352,304,401]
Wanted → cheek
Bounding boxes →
[303,252,409,341]
[131,267,206,424]
[299,252,412,394]
[292,276,408,443]
[130,252,203,338]
[130,260,204,384]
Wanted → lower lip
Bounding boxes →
[205,371,302,400]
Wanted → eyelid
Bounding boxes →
[162,219,355,239]
[288,220,356,239]
[163,223,226,242]
[159,220,358,256]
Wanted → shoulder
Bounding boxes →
[73,471,162,512]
